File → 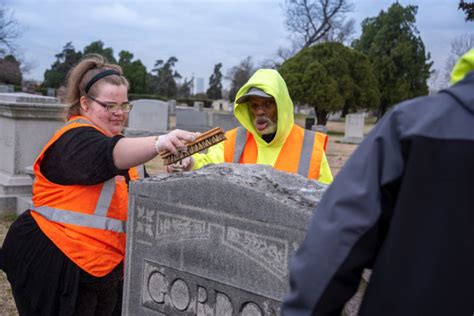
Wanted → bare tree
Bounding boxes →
[0,5,20,56]
[444,33,474,82]
[259,45,299,69]
[225,56,255,102]
[283,0,354,49]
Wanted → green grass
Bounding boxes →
[327,131,345,136]
[1,213,18,223]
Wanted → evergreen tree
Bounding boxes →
[206,63,223,100]
[43,42,82,88]
[353,3,432,118]
[280,42,379,125]
[459,1,474,21]
[149,56,181,98]
[83,40,116,63]
[118,50,148,94]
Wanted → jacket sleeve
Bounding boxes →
[282,109,405,315]
[317,153,333,185]
[191,141,225,170]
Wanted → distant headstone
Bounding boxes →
[47,88,56,97]
[175,108,210,132]
[294,104,300,114]
[328,111,342,121]
[305,117,316,130]
[209,112,240,131]
[341,113,364,144]
[123,164,366,315]
[168,99,177,114]
[193,101,204,111]
[0,84,14,93]
[211,99,231,112]
[126,99,169,137]
[0,92,59,104]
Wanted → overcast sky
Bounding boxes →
[4,0,473,89]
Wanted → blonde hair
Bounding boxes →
[65,54,129,119]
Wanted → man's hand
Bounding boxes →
[155,129,199,154]
[166,157,194,173]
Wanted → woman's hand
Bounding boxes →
[155,129,199,154]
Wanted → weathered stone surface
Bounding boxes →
[0,92,60,104]
[123,164,327,315]
[128,99,169,132]
[124,164,368,315]
[175,108,210,132]
[209,112,240,132]
[340,113,364,144]
[0,100,65,213]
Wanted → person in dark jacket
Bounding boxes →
[282,49,474,316]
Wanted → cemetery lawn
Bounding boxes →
[0,119,375,315]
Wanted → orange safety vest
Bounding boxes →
[223,125,328,180]
[30,116,140,277]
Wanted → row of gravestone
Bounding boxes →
[305,113,365,144]
[0,92,366,215]
[0,93,239,214]
[126,99,240,137]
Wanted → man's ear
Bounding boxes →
[79,96,89,112]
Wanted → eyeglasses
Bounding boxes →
[87,95,133,113]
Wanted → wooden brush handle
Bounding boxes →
[160,127,227,165]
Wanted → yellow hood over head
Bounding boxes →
[233,69,294,147]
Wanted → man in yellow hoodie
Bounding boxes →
[168,68,333,184]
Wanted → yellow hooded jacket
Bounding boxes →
[192,69,333,184]
[451,48,474,85]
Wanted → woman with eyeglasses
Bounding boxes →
[0,54,197,315]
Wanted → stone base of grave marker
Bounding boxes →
[0,94,64,213]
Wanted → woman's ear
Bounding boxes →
[79,96,89,112]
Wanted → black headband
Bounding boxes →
[84,69,121,93]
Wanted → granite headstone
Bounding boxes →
[123,164,368,315]
[209,112,240,132]
[126,99,169,137]
[341,113,364,144]
[175,108,210,132]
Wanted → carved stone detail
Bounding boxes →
[136,206,155,238]
[156,211,210,241]
[223,227,288,279]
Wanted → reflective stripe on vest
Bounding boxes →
[297,129,315,177]
[233,127,247,163]
[31,205,126,233]
[232,127,316,177]
[33,176,124,232]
